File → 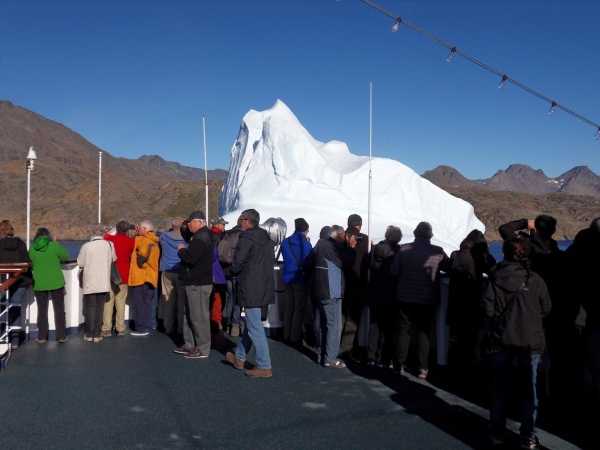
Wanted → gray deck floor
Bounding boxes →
[0,331,591,450]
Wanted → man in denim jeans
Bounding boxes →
[225,209,275,378]
[308,225,356,369]
[482,238,551,449]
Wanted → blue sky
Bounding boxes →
[1,0,598,179]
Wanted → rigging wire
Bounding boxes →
[360,0,600,132]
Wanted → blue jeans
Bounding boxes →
[225,278,241,326]
[490,350,540,439]
[317,298,342,365]
[235,307,271,369]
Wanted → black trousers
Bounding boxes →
[396,302,437,370]
[340,296,363,354]
[35,289,67,340]
[367,304,398,365]
[83,292,108,338]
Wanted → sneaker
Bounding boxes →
[393,365,406,375]
[101,331,112,338]
[35,338,47,344]
[245,367,273,378]
[324,360,347,369]
[418,369,428,379]
[173,345,192,355]
[184,350,208,359]
[490,435,504,445]
[131,331,150,336]
[520,436,540,449]
[83,336,93,342]
[93,336,103,343]
[226,351,245,370]
[117,330,126,336]
[365,360,376,367]
[58,338,68,343]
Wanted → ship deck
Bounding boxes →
[0,330,594,450]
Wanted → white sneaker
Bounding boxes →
[131,332,149,336]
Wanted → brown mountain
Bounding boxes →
[0,100,227,240]
[483,164,556,194]
[556,166,600,196]
[137,155,228,181]
[421,165,481,189]
[424,163,600,198]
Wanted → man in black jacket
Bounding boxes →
[311,225,356,368]
[225,209,275,378]
[340,214,369,359]
[174,210,213,359]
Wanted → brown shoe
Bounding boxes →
[35,338,47,344]
[226,351,245,370]
[229,325,241,337]
[245,367,272,378]
[58,338,68,343]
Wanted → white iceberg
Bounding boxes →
[219,100,485,255]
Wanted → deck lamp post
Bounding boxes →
[98,151,102,223]
[26,147,37,249]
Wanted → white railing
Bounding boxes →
[1,262,451,367]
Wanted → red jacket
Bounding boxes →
[104,233,135,283]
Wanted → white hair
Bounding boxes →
[140,220,154,232]
[329,225,344,239]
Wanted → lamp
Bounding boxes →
[26,147,37,249]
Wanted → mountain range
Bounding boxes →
[422,164,600,197]
[1,99,599,241]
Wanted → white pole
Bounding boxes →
[367,81,373,253]
[26,164,31,250]
[98,151,102,223]
[203,116,209,219]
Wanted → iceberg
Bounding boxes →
[219,100,484,255]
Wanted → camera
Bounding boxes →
[346,234,363,243]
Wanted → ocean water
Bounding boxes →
[62,241,86,260]
[488,240,572,262]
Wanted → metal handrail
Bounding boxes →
[0,264,30,295]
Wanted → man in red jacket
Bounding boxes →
[103,221,135,337]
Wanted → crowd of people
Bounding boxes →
[1,210,599,449]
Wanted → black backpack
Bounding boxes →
[217,231,240,265]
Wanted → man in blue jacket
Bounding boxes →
[158,217,187,335]
[280,218,312,346]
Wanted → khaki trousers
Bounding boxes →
[102,283,128,332]
[161,271,186,334]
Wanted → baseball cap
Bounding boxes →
[211,216,229,225]
[185,211,206,222]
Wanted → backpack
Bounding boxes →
[217,231,240,265]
